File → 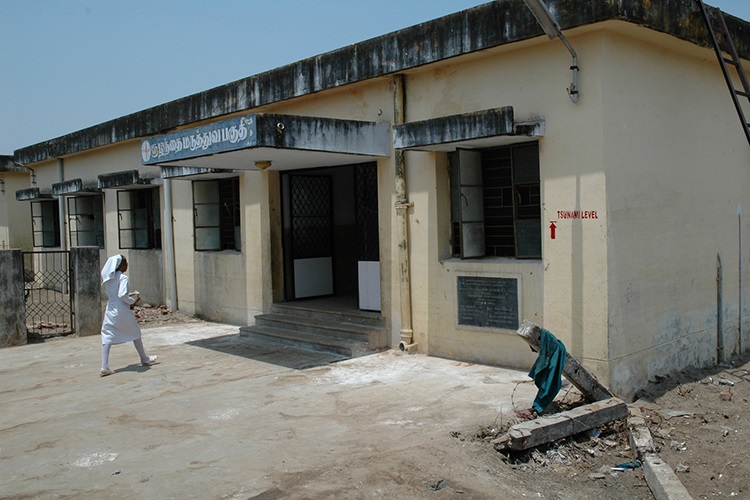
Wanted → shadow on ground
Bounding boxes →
[185,334,349,370]
[636,349,750,401]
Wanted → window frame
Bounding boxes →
[449,142,542,260]
[192,177,241,252]
[67,195,105,248]
[31,200,61,248]
[116,188,161,250]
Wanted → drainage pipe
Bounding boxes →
[58,159,66,251]
[393,74,416,352]
[163,178,178,310]
[718,254,724,364]
[739,203,743,353]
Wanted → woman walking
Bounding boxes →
[99,255,157,376]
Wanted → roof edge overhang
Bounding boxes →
[393,107,544,151]
[98,170,162,190]
[52,178,101,196]
[1,155,30,173]
[12,0,750,164]
[16,187,53,201]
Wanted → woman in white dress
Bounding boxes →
[100,255,157,376]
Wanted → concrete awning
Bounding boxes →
[141,113,391,172]
[16,187,53,201]
[160,166,241,181]
[1,156,29,173]
[98,170,162,190]
[393,107,544,151]
[52,178,100,196]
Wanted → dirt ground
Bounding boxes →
[28,305,749,499]
[456,351,750,500]
[137,308,750,499]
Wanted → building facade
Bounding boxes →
[2,0,750,399]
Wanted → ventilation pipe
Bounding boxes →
[163,178,177,311]
[393,74,416,352]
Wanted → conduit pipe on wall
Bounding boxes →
[718,254,724,364]
[393,74,416,352]
[739,203,743,353]
[163,179,178,311]
[523,0,579,103]
[58,159,66,251]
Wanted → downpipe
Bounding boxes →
[718,254,724,364]
[393,74,417,353]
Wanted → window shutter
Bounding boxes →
[450,149,485,258]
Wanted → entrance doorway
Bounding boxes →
[281,162,380,311]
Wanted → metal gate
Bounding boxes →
[23,251,75,337]
[289,175,334,299]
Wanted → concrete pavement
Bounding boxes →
[0,320,540,499]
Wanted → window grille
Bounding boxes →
[450,142,541,259]
[193,178,240,251]
[31,200,60,248]
[68,195,104,248]
[117,189,161,250]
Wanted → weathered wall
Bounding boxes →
[0,173,34,250]
[402,27,609,374]
[602,23,750,398]
[70,246,101,337]
[0,249,26,347]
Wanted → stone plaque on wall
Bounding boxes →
[457,276,518,329]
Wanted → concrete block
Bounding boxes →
[70,247,101,337]
[628,405,656,458]
[493,397,628,451]
[643,454,694,500]
[0,249,26,347]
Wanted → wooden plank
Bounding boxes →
[493,397,628,451]
[517,320,612,402]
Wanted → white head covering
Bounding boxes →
[101,255,123,284]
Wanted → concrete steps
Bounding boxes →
[239,302,387,358]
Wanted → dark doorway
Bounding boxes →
[281,162,380,310]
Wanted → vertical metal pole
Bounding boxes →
[739,204,743,353]
[57,159,66,251]
[718,254,724,364]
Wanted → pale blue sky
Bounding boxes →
[2,0,750,155]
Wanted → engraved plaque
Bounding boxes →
[457,276,518,329]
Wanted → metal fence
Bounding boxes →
[23,251,74,337]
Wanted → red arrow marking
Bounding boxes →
[549,221,557,240]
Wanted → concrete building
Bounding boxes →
[2,0,750,398]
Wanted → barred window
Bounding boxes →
[117,189,161,250]
[192,178,240,251]
[450,143,541,259]
[68,195,104,248]
[31,200,60,248]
